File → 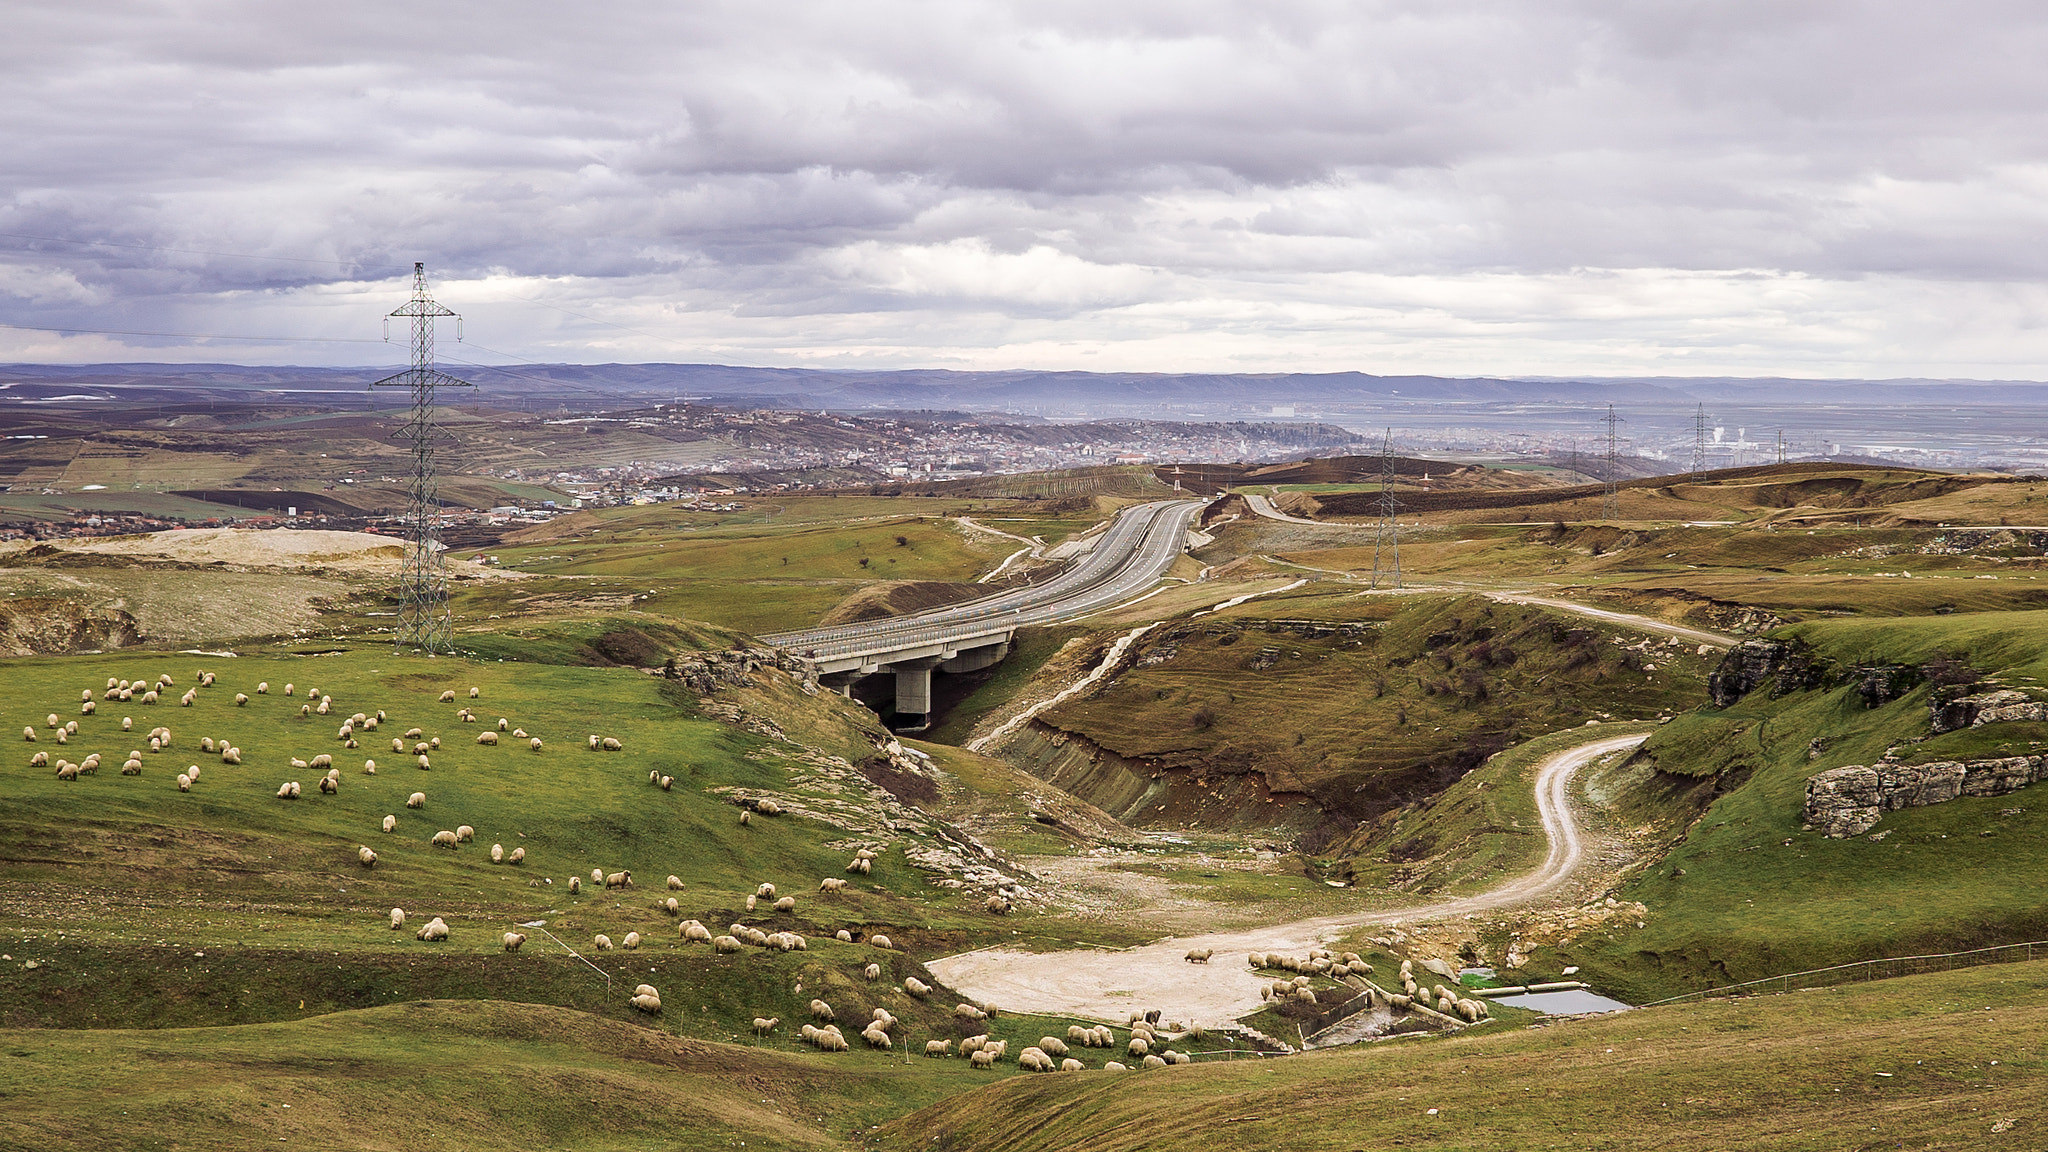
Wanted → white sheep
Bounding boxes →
[773,896,795,914]
[491,844,505,863]
[358,846,377,867]
[594,934,614,951]
[745,894,757,912]
[417,755,431,770]
[382,814,397,833]
[432,829,458,848]
[605,870,632,889]
[754,1016,780,1034]
[713,935,742,953]
[177,773,191,792]
[864,963,881,981]
[661,897,679,916]
[81,701,97,715]
[969,1050,996,1069]
[318,777,337,794]
[21,727,35,743]
[985,895,1012,915]
[390,908,406,930]
[591,868,605,884]
[623,931,640,950]
[819,877,847,892]
[364,759,377,775]
[955,1003,987,1021]
[529,738,543,753]
[904,977,931,998]
[1184,948,1213,963]
[1038,1035,1069,1057]
[476,731,498,746]
[221,746,242,765]
[28,751,47,767]
[601,737,623,751]
[415,917,449,942]
[682,923,713,943]
[439,690,456,702]
[407,792,426,809]
[469,686,480,698]
[659,776,672,790]
[809,998,836,1021]
[508,847,525,865]
[568,876,582,895]
[870,934,892,950]
[502,932,526,952]
[257,681,269,694]
[456,825,475,843]
[276,781,301,799]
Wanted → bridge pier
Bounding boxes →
[886,656,946,722]
[817,668,875,698]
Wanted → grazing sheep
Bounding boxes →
[431,830,458,848]
[773,896,795,914]
[358,846,377,867]
[870,934,892,950]
[1038,1036,1069,1057]
[904,977,931,998]
[589,735,600,750]
[985,895,1012,915]
[456,825,475,843]
[755,883,777,898]
[1017,1047,1051,1072]
[21,727,35,743]
[601,737,623,752]
[299,705,311,717]
[605,870,632,889]
[55,762,79,781]
[738,810,750,826]
[864,963,881,981]
[383,814,397,833]
[682,923,713,943]
[310,754,332,770]
[469,686,480,698]
[1142,1054,1168,1069]
[1061,1058,1084,1072]
[318,776,337,794]
[407,792,426,809]
[630,993,662,1014]
[508,847,525,865]
[491,844,505,863]
[1294,987,1318,1005]
[364,759,377,775]
[665,875,685,891]
[924,1039,951,1057]
[390,738,405,753]
[1184,948,1213,963]
[754,1017,781,1035]
[476,731,498,746]
[623,932,640,950]
[257,682,269,694]
[529,738,543,753]
[846,858,873,876]
[969,1050,996,1069]
[861,1026,892,1050]
[177,773,192,791]
[836,930,853,942]
[809,999,835,1022]
[28,751,47,767]
[417,755,431,770]
[591,868,605,884]
[45,714,59,729]
[568,876,582,894]
[755,799,782,816]
[661,897,679,915]
[819,877,847,892]
[439,690,456,703]
[415,917,449,942]
[234,693,248,706]
[955,1003,988,1021]
[220,746,241,765]
[277,781,301,799]
[502,932,526,952]
[291,757,310,770]
[594,934,614,951]
[1127,1038,1149,1057]
[82,701,97,715]
[180,691,195,707]
[658,775,672,791]
[390,908,406,930]
[960,1035,988,1054]
[713,935,742,953]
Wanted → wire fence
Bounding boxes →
[1640,938,2048,1006]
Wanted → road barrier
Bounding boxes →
[1640,938,2048,1006]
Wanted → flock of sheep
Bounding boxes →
[20,661,1196,1075]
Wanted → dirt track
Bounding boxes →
[926,730,1648,1026]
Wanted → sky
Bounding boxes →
[5,0,2048,379]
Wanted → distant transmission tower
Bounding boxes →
[1691,403,1710,480]
[1370,429,1402,590]
[1776,429,1788,464]
[372,263,475,653]
[1600,404,1625,520]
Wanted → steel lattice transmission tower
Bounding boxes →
[371,263,475,653]
[1600,404,1625,520]
[1370,429,1402,590]
[1691,403,1710,480]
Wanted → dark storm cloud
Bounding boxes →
[4,0,2047,373]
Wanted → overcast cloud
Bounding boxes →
[4,0,2047,377]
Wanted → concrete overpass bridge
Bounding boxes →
[762,499,1205,725]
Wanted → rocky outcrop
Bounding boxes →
[1929,688,2048,733]
[1707,639,1833,708]
[1855,664,1921,709]
[663,647,812,695]
[1803,755,2048,837]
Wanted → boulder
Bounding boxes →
[1802,765,1883,838]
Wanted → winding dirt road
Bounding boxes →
[926,730,1648,1026]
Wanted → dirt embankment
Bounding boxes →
[0,596,142,655]
[815,579,991,625]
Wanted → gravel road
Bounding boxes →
[926,730,1649,1026]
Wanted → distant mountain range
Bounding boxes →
[5,361,2044,416]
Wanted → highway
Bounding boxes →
[761,499,1206,662]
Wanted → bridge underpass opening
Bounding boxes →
[830,639,1011,732]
